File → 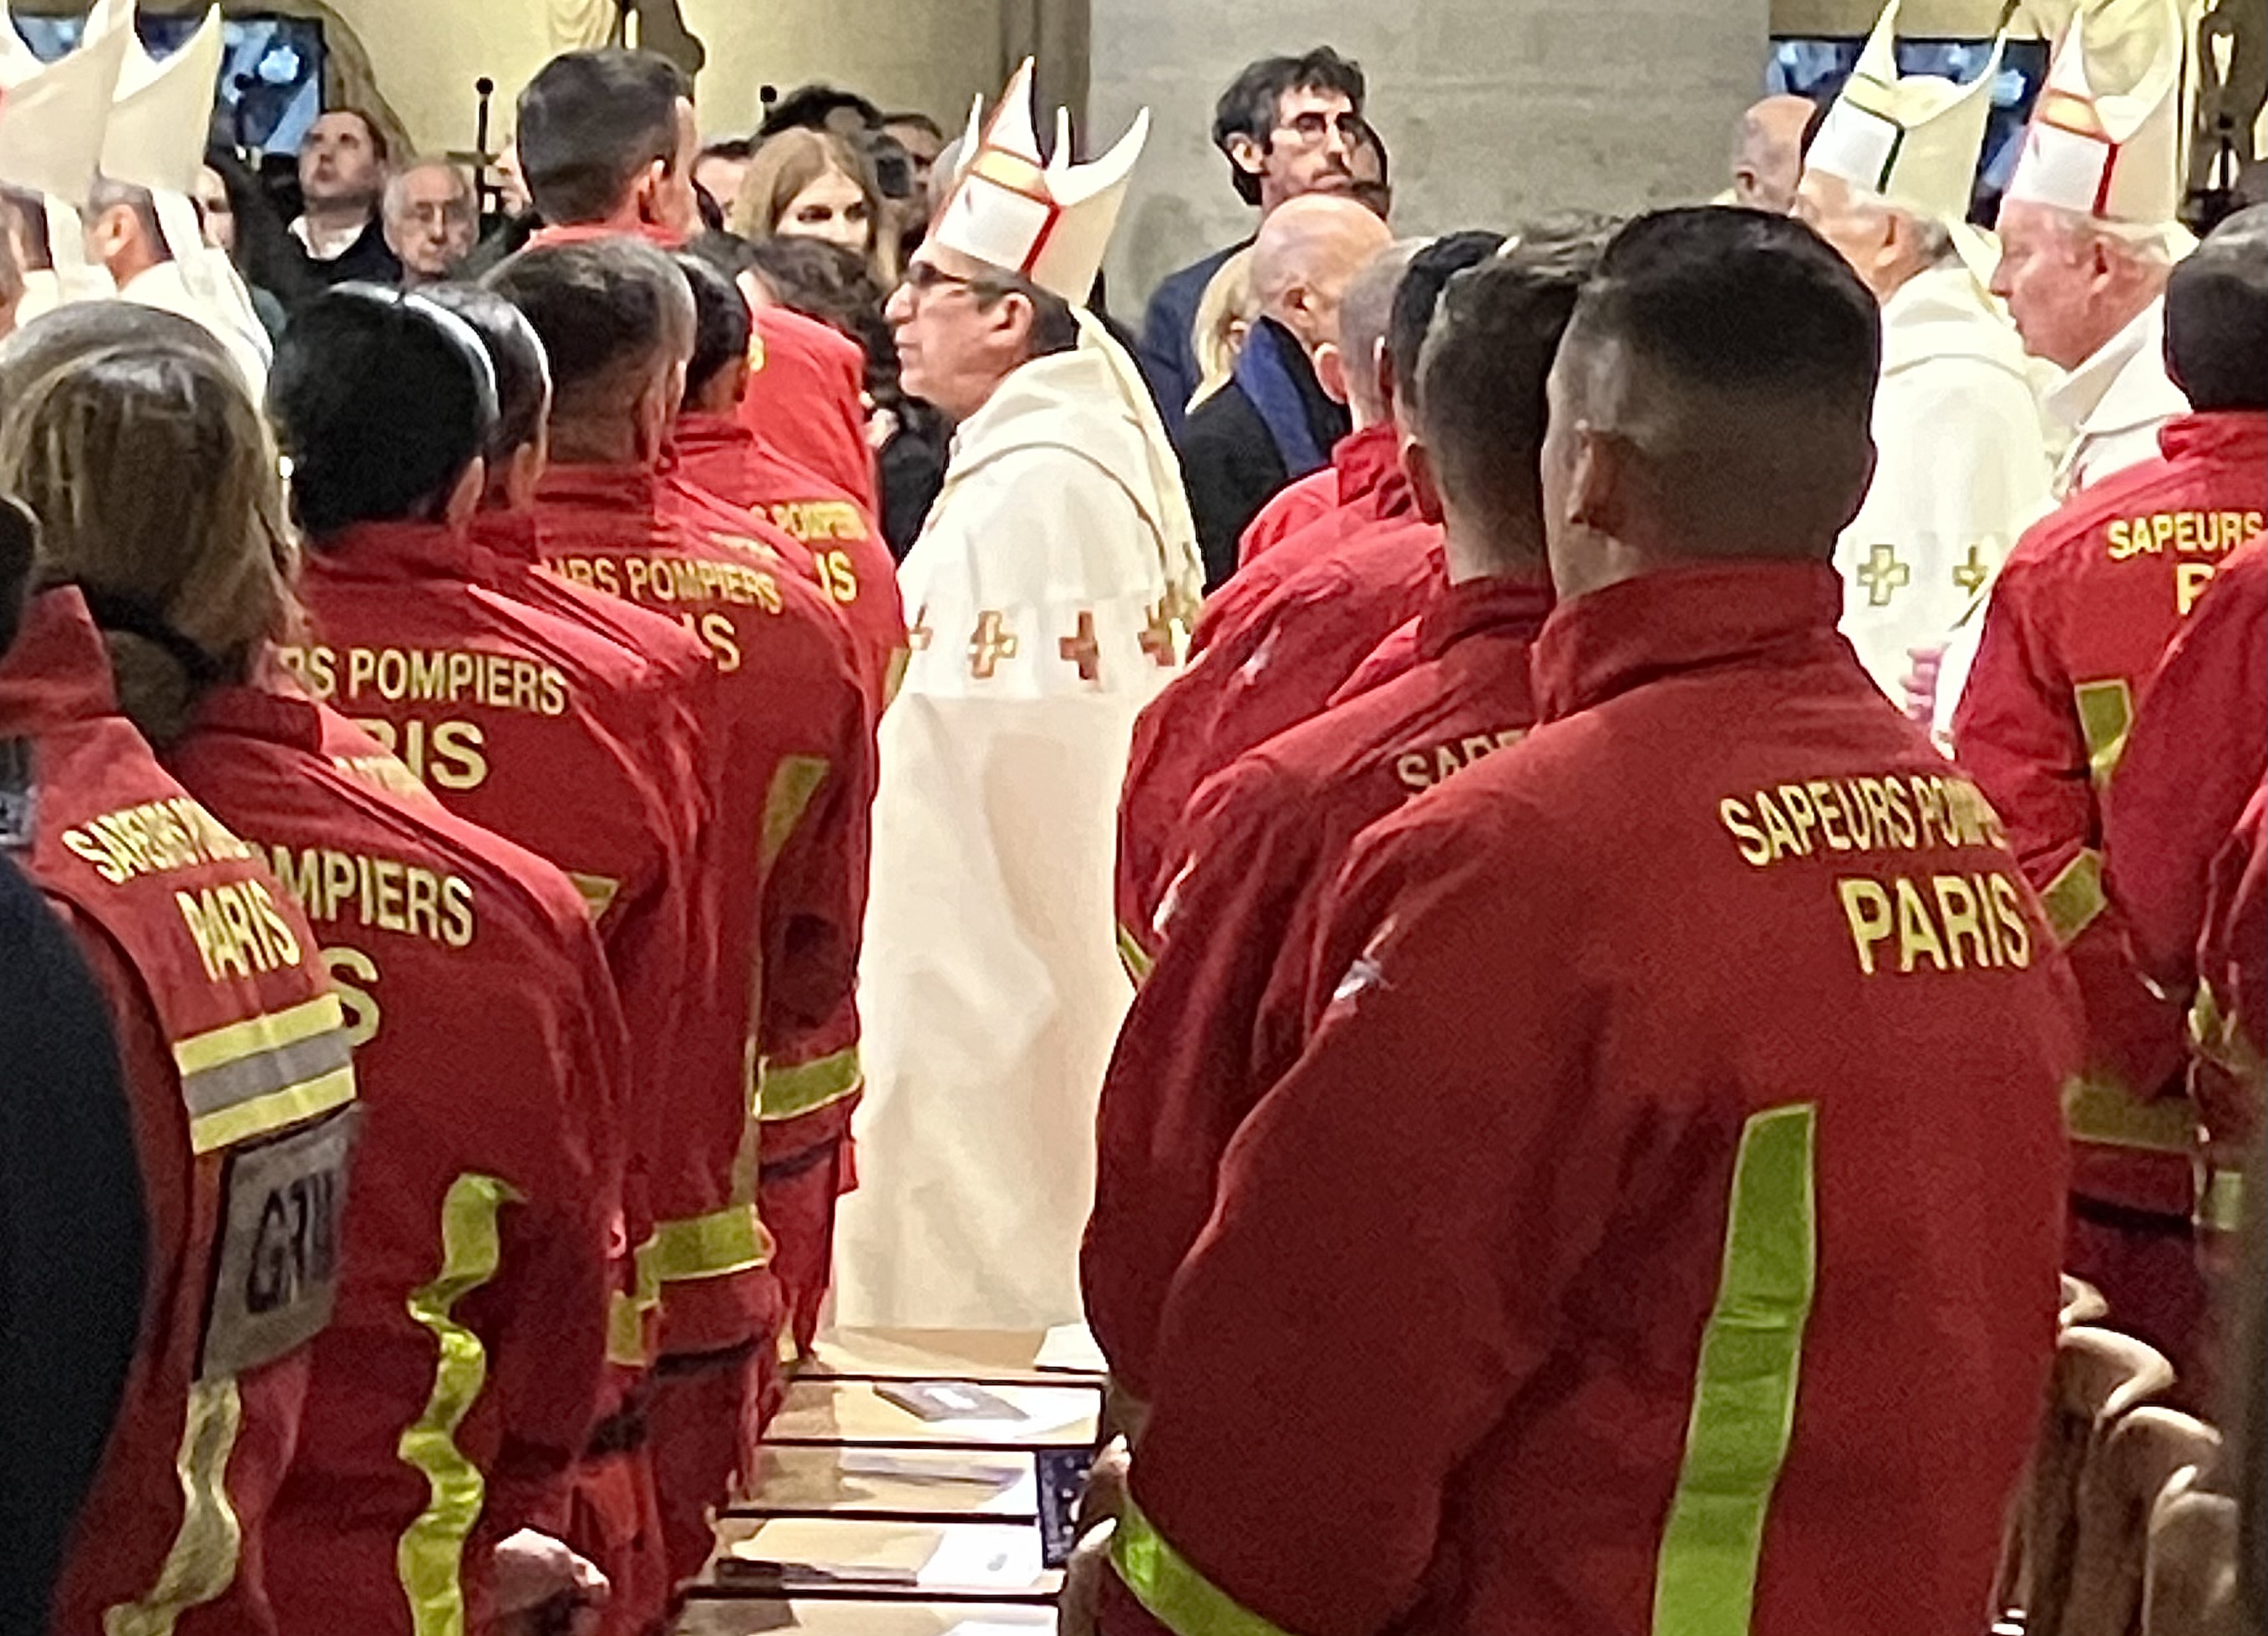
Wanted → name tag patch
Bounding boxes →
[200,1106,358,1379]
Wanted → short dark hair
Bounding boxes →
[517,50,688,226]
[1560,206,1880,556]
[2165,202,2268,412]
[268,286,500,539]
[759,84,883,140]
[1417,216,1617,543]
[675,251,751,407]
[485,236,692,416]
[1388,231,1505,415]
[691,231,893,393]
[699,138,755,165]
[312,107,390,164]
[1213,48,1367,206]
[416,283,551,465]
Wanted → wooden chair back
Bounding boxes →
[2061,1408,2220,1636]
[2141,1466,2241,1636]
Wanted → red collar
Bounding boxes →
[528,220,688,252]
[2159,410,2268,466]
[469,508,544,567]
[536,463,665,518]
[1417,574,1555,662]
[186,677,325,754]
[1332,424,1407,509]
[302,518,482,587]
[1532,561,1847,723]
[0,590,119,734]
[676,412,754,460]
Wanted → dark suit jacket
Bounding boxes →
[1139,241,1246,443]
[1178,318,1349,589]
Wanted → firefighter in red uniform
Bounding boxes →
[1094,211,2078,1636]
[672,253,906,706]
[1086,235,1600,1400]
[488,234,875,1578]
[1114,236,1494,969]
[0,354,358,1634]
[271,288,721,1632]
[0,303,627,1633]
[1955,206,2267,1368]
[740,301,881,519]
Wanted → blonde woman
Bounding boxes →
[728,128,896,284]
[1187,244,1258,413]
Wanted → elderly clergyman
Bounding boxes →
[1796,0,2051,704]
[839,62,1204,1329]
[383,159,477,287]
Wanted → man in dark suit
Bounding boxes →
[1179,192,1390,585]
[1139,48,1372,439]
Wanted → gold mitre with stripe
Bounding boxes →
[929,58,1149,304]
[1807,0,2004,223]
[2005,0,2184,227]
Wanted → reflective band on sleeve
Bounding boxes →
[104,1378,246,1636]
[647,1202,774,1284]
[759,1047,864,1121]
[2072,678,2135,789]
[2062,1075,2200,1155]
[761,755,833,869]
[397,1173,519,1636]
[1652,1103,1818,1636]
[2041,850,2108,947]
[1111,1499,1299,1636]
[2190,981,2267,1090]
[175,993,358,1154]
[1117,922,1154,986]
[2198,1167,2245,1235]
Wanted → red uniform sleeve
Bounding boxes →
[2192,785,2268,1161]
[1084,755,1325,1400]
[1102,792,1607,1636]
[2104,546,2268,992]
[1954,552,2187,1108]
[1115,663,1236,976]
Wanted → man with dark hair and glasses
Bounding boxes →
[1138,47,1378,439]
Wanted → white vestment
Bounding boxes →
[835,340,1198,1329]
[119,258,271,395]
[1835,264,2053,699]
[1932,293,2191,740]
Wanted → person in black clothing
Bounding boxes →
[286,109,403,287]
[0,488,145,1636]
[1178,191,1391,585]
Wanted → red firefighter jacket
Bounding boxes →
[288,519,744,1354]
[1236,465,1334,568]
[6,592,358,1636]
[674,410,906,707]
[2104,540,2268,996]
[1117,515,1445,968]
[1101,564,2078,1636]
[1953,413,2265,1213]
[739,304,879,516]
[165,677,627,1636]
[1085,575,1551,1400]
[2192,785,2268,1180]
[531,464,875,1295]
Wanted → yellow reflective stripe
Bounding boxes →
[1653,1103,1818,1636]
[759,1047,864,1122]
[2190,981,2267,1089]
[170,993,338,1076]
[2041,849,2108,947]
[397,1173,519,1636]
[761,755,832,870]
[2073,678,2135,788]
[103,1379,246,1636]
[1118,922,1154,986]
[187,1065,357,1156]
[1111,1500,1296,1636]
[2062,1075,2200,1155]
[648,1203,774,1283]
[2199,1167,2245,1235]
[566,873,620,922]
[606,1290,649,1369]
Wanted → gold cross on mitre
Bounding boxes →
[1857,542,1911,607]
[1138,602,1179,668]
[1953,544,1991,596]
[1059,612,1102,681]
[968,610,1019,678]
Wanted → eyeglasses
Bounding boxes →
[1275,111,1367,150]
[901,261,1008,309]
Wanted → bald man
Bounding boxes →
[1728,93,1818,212]
[1180,193,1394,583]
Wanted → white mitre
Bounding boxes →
[1809,0,2004,225]
[0,13,131,317]
[2005,0,2185,228]
[928,58,1149,305]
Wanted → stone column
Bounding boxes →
[1087,0,1773,307]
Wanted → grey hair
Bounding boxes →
[382,160,474,221]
